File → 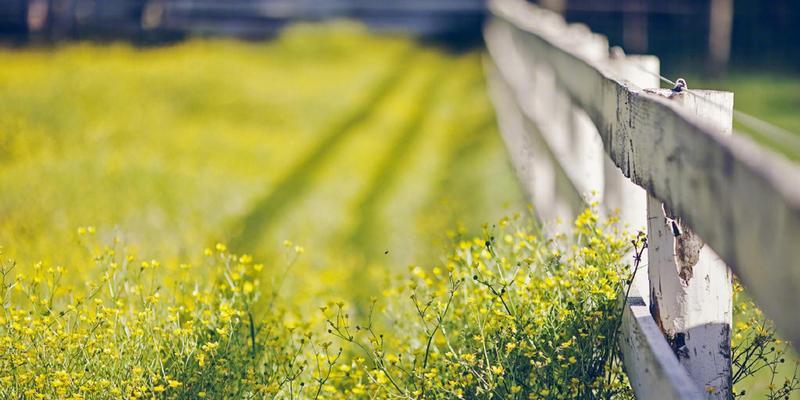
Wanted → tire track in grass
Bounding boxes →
[228,52,412,253]
[340,66,448,313]
[346,67,448,259]
[355,64,498,265]
[431,110,525,221]
[421,67,525,222]
[433,116,500,204]
[387,66,523,263]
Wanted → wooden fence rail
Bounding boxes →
[484,0,800,398]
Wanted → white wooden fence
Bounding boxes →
[484,0,800,398]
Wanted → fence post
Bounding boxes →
[646,87,734,398]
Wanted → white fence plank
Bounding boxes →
[485,58,584,225]
[620,289,706,399]
[487,0,800,348]
[487,25,706,396]
[485,19,604,203]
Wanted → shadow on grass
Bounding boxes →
[346,69,446,257]
[228,51,412,253]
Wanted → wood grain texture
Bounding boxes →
[487,0,800,347]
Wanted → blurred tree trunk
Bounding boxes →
[539,0,566,14]
[708,0,733,76]
[622,0,648,53]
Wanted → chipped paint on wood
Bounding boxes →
[648,195,733,397]
[646,88,734,399]
[673,221,703,283]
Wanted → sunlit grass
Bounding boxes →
[0,24,523,274]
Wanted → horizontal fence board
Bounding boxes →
[621,289,706,399]
[487,0,800,346]
[485,57,585,225]
[485,19,605,201]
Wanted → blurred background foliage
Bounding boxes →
[0,24,524,300]
[1,0,798,157]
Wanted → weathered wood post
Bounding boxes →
[647,86,734,398]
[622,0,649,53]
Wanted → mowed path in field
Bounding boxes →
[0,26,523,301]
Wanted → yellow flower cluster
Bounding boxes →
[321,207,637,399]
[0,241,283,399]
[0,208,792,399]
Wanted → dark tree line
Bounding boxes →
[0,0,797,72]
[538,0,800,74]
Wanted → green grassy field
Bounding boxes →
[0,25,523,286]
[0,25,535,399]
[0,24,797,399]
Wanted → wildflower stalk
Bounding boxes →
[606,234,647,388]
[422,277,462,370]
